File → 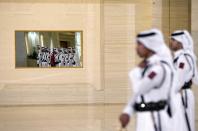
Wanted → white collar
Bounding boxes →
[147,54,160,65]
[174,49,184,59]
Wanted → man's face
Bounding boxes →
[170,38,182,51]
[136,41,150,58]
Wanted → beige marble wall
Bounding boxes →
[192,0,198,127]
[192,0,198,55]
[103,0,152,103]
[152,0,162,29]
[0,0,196,107]
[0,0,153,105]
[154,0,190,43]
[170,0,190,32]
[0,0,104,105]
[0,1,102,86]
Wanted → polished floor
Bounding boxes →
[0,104,197,131]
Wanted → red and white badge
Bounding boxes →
[148,71,157,79]
[179,62,185,69]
